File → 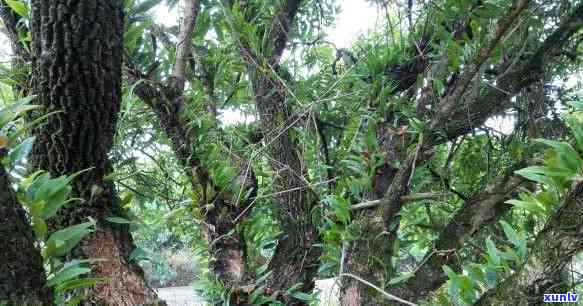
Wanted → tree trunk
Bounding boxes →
[340,162,414,306]
[236,0,321,302]
[29,1,159,304]
[0,0,29,94]
[0,150,52,305]
[476,181,583,305]
[249,69,320,303]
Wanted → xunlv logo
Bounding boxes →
[543,292,579,303]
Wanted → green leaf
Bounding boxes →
[0,96,38,128]
[44,219,96,258]
[317,261,336,274]
[408,117,425,133]
[32,217,48,240]
[499,220,520,247]
[40,186,73,219]
[485,237,500,266]
[535,139,582,172]
[466,264,485,285]
[442,265,458,279]
[566,115,583,153]
[8,137,35,168]
[505,198,546,215]
[290,292,313,302]
[255,270,272,284]
[5,0,28,18]
[284,282,305,295]
[515,166,556,186]
[46,266,91,287]
[55,278,108,293]
[324,195,350,224]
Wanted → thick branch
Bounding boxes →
[267,0,302,65]
[432,0,531,122]
[0,151,52,304]
[128,64,256,290]
[392,169,528,302]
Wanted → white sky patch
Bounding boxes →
[327,0,380,48]
[153,3,179,27]
[219,108,255,125]
[485,114,516,135]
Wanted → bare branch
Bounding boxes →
[349,192,449,211]
[171,0,201,91]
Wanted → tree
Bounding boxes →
[1,0,582,305]
[336,1,583,304]
[477,180,583,304]
[26,1,160,304]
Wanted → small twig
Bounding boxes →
[231,177,340,224]
[339,273,418,306]
[349,192,448,211]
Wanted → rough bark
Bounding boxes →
[249,69,320,302]
[476,181,583,305]
[340,154,428,306]
[0,150,52,305]
[29,1,159,304]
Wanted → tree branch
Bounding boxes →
[0,0,26,58]
[171,0,201,91]
[427,2,583,148]
[267,0,303,65]
[350,192,449,211]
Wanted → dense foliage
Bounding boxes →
[1,0,582,305]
